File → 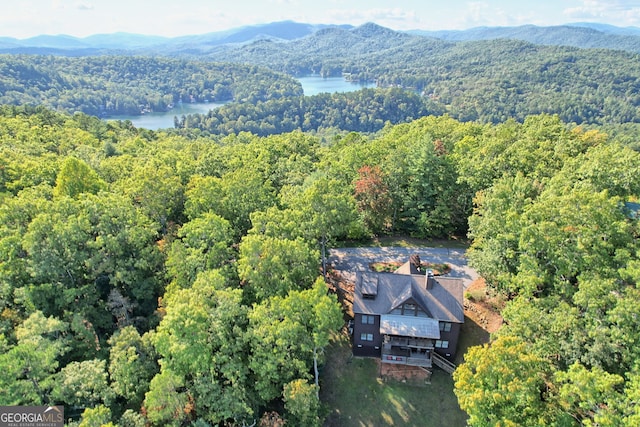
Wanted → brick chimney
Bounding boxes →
[426,269,435,289]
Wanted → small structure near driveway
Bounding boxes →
[352,255,464,374]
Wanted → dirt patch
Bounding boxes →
[463,278,504,335]
[326,268,354,319]
[379,360,432,386]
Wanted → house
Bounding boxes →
[352,255,464,370]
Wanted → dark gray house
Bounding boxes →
[352,258,464,368]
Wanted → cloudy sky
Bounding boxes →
[1,0,639,39]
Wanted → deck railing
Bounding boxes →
[382,352,433,368]
[432,352,456,374]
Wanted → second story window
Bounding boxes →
[361,314,375,324]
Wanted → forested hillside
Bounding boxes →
[3,19,640,427]
[207,24,640,125]
[4,21,639,55]
[1,105,638,426]
[454,116,640,426]
[5,23,640,134]
[0,55,302,116]
[414,23,640,53]
[175,87,439,135]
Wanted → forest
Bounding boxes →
[0,103,639,426]
[173,87,437,136]
[2,20,640,427]
[5,23,640,136]
[0,55,302,116]
[205,23,640,126]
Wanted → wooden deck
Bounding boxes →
[382,348,433,368]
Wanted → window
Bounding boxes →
[361,314,375,324]
[439,322,452,332]
[403,303,416,316]
[360,333,374,342]
[435,340,449,348]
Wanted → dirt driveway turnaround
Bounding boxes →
[328,246,478,289]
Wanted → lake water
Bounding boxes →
[298,75,376,96]
[108,76,376,130]
[108,102,225,131]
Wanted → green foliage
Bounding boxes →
[247,279,343,403]
[118,158,184,229]
[454,335,555,426]
[20,192,163,332]
[108,326,158,410]
[3,100,640,426]
[283,175,362,272]
[53,157,106,199]
[554,362,624,426]
[165,212,235,291]
[459,112,640,425]
[51,359,115,408]
[151,275,254,425]
[143,370,189,427]
[179,87,432,135]
[184,169,276,236]
[0,55,302,116]
[238,234,319,302]
[283,379,321,427]
[208,29,640,127]
[78,405,114,427]
[0,311,68,405]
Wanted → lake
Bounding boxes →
[297,75,376,96]
[108,102,225,131]
[107,76,376,130]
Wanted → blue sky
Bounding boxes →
[2,0,640,38]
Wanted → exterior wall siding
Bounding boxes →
[434,322,461,360]
[352,313,382,357]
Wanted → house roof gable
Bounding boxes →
[353,269,464,323]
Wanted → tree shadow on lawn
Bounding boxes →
[321,335,468,427]
[455,315,491,366]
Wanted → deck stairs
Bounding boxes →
[432,352,457,374]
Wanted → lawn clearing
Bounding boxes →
[320,335,468,427]
[321,247,501,426]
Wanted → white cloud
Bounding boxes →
[564,0,640,25]
[452,1,513,28]
[323,7,423,29]
[76,2,94,11]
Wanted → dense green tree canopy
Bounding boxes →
[0,102,639,426]
[0,55,302,116]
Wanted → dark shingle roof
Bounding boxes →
[353,270,464,323]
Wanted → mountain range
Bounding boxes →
[1,21,640,56]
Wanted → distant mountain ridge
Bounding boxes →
[0,21,352,54]
[2,20,640,55]
[411,22,640,52]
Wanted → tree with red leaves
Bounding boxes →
[354,165,393,235]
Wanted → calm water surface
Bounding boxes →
[108,102,224,131]
[298,75,376,96]
[107,76,376,130]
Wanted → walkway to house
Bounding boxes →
[328,246,478,290]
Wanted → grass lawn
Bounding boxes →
[321,335,468,427]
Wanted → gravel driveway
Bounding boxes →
[328,246,478,289]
